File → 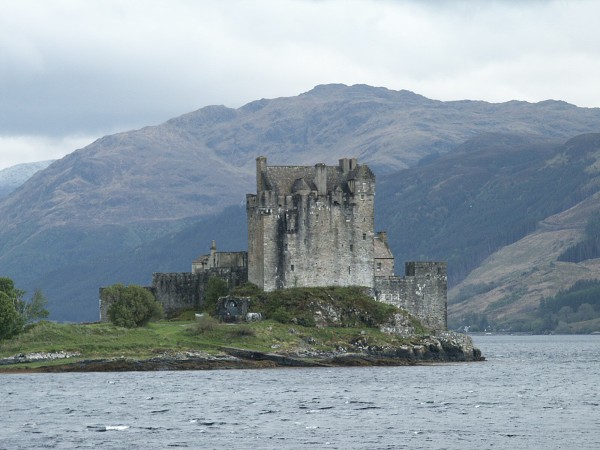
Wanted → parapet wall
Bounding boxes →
[374,262,447,332]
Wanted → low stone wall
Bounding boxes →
[99,267,248,321]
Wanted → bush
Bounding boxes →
[243,286,399,328]
[270,306,293,323]
[191,315,219,334]
[228,326,256,338]
[106,284,163,328]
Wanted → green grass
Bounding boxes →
[1,286,430,365]
[234,284,400,328]
[0,318,422,362]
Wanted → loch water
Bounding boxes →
[2,335,599,449]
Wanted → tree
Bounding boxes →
[0,291,24,340]
[0,278,49,340]
[0,277,25,303]
[106,284,163,328]
[204,277,228,315]
[15,288,49,325]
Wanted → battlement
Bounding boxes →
[374,261,448,332]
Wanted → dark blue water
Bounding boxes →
[2,335,599,449]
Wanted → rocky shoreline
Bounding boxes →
[0,332,483,373]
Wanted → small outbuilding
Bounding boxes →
[217,295,251,323]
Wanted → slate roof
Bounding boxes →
[263,163,371,195]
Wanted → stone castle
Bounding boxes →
[100,157,447,331]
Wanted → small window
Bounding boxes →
[350,244,353,252]
[348,266,351,274]
[362,233,366,240]
[377,262,382,271]
[284,243,288,251]
[360,194,365,200]
[291,264,294,272]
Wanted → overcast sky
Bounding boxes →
[1,0,599,170]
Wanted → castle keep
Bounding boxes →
[100,157,447,331]
[247,157,376,291]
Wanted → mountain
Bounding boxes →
[0,160,54,199]
[1,84,600,323]
[377,133,589,281]
[446,134,600,331]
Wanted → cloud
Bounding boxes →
[0,134,97,169]
[1,0,599,169]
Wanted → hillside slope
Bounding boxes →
[449,190,600,331]
[0,160,54,199]
[1,84,600,322]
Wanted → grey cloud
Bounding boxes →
[0,0,599,162]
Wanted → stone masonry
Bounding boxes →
[247,157,375,291]
[246,156,447,331]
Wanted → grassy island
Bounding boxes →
[0,286,483,372]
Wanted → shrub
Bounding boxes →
[106,284,163,328]
[270,307,292,324]
[228,326,256,338]
[245,286,398,328]
[191,315,219,334]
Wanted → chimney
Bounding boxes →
[315,163,327,195]
[256,156,267,192]
[377,231,388,246]
[339,158,350,174]
[210,240,217,267]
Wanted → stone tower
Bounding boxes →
[246,156,376,291]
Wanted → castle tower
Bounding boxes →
[246,156,376,291]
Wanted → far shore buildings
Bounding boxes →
[101,157,447,331]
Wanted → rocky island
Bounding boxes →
[1,156,484,372]
[0,287,483,374]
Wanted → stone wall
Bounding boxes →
[151,273,205,316]
[153,268,247,317]
[374,262,447,332]
[99,267,247,321]
[247,157,376,291]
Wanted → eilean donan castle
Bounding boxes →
[101,157,447,331]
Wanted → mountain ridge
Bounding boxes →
[0,160,55,199]
[1,84,600,324]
